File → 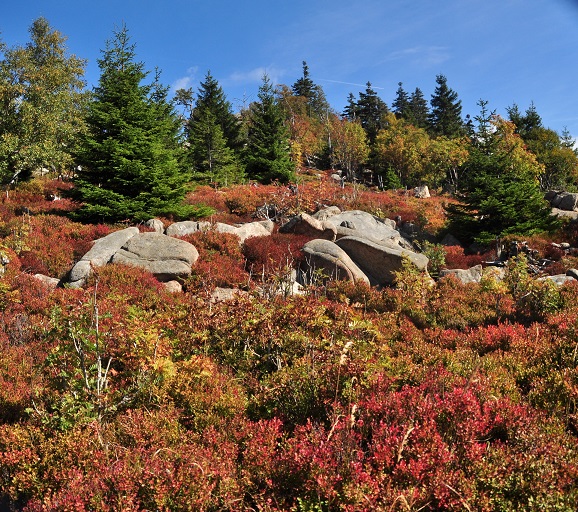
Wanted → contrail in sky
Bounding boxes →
[316,78,385,90]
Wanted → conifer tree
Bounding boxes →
[407,87,429,129]
[0,17,88,186]
[446,102,558,244]
[73,25,201,222]
[177,71,244,185]
[343,92,359,121]
[291,61,329,120]
[429,75,464,137]
[508,103,578,190]
[392,82,410,119]
[193,71,242,151]
[244,74,295,183]
[356,82,389,143]
[189,108,243,187]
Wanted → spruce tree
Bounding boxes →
[392,82,410,119]
[508,103,578,190]
[343,92,359,121]
[446,103,558,244]
[73,25,200,223]
[356,82,389,143]
[429,75,464,137]
[0,17,88,186]
[178,71,244,186]
[189,108,243,187]
[407,87,429,129]
[193,71,241,151]
[291,61,329,120]
[244,74,295,183]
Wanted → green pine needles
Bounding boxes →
[446,103,560,245]
[72,25,209,223]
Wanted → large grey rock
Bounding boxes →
[335,235,429,286]
[68,227,139,287]
[165,221,212,237]
[144,218,165,233]
[33,274,61,289]
[210,287,249,303]
[557,193,578,211]
[301,239,370,285]
[166,220,272,244]
[551,208,578,221]
[112,232,198,282]
[218,221,273,244]
[565,268,578,281]
[325,210,411,248]
[163,280,183,293]
[311,206,342,221]
[540,274,576,286]
[439,265,483,284]
[279,213,337,241]
[414,185,430,198]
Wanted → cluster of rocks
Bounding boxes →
[63,218,276,291]
[58,207,430,293]
[547,190,578,221]
[279,208,429,287]
[26,198,578,295]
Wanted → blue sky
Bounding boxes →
[2,0,578,137]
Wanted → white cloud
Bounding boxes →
[171,66,199,92]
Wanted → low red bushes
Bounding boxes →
[243,233,310,281]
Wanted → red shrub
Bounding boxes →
[443,245,489,269]
[182,230,249,289]
[243,233,310,280]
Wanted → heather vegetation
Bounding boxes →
[2,17,578,511]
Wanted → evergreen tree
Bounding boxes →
[406,87,429,129]
[508,103,578,190]
[428,75,464,137]
[177,71,244,185]
[560,127,577,152]
[291,61,330,120]
[73,25,200,223]
[356,82,389,143]
[343,92,359,121]
[392,82,410,119]
[244,74,295,183]
[189,108,243,187]
[506,102,542,138]
[0,17,88,186]
[193,71,241,151]
[446,103,558,244]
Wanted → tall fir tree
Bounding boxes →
[188,108,243,187]
[193,71,242,151]
[291,61,330,120]
[0,17,88,186]
[177,71,244,185]
[428,75,464,138]
[507,101,542,139]
[244,74,295,183]
[343,92,359,121]
[392,82,410,119]
[73,25,200,222]
[407,87,429,129]
[356,82,389,143]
